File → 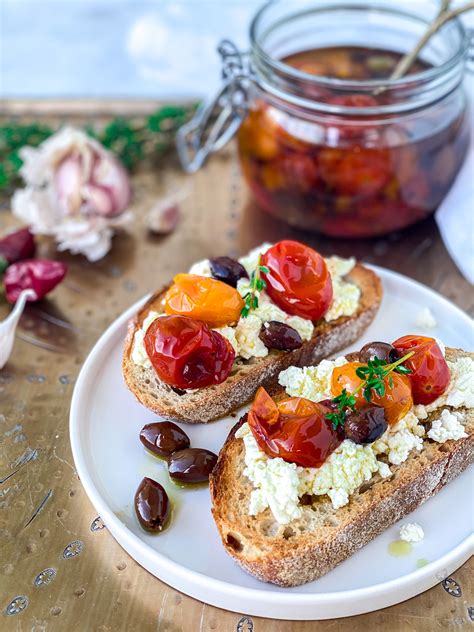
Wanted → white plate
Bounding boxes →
[70,266,474,620]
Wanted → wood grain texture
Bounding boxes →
[0,103,472,632]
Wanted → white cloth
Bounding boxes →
[435,75,474,285]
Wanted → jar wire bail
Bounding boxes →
[176,40,250,173]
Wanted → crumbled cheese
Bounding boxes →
[399,522,424,543]
[238,243,273,276]
[372,411,425,465]
[236,423,391,522]
[427,409,467,443]
[298,439,391,509]
[235,423,302,524]
[188,258,212,277]
[324,256,361,322]
[278,356,348,402]
[131,311,161,368]
[416,307,437,330]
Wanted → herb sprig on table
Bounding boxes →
[0,104,197,191]
[241,256,269,318]
[326,352,414,429]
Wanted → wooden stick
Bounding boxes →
[390,1,474,81]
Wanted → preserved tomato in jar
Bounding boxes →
[177,1,471,238]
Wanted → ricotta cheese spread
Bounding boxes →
[237,352,473,524]
[399,522,424,543]
[131,244,361,366]
[131,311,161,368]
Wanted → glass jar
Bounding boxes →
[177,0,472,238]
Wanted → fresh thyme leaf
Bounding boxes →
[241,256,268,318]
[326,350,415,429]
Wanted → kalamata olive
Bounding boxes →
[359,341,399,364]
[140,421,190,457]
[168,448,218,484]
[259,321,303,351]
[134,477,170,532]
[344,406,388,444]
[209,256,248,287]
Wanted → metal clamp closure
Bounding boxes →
[176,40,250,173]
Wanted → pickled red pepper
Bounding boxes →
[4,259,67,303]
[0,228,36,268]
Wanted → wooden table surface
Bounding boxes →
[0,104,472,632]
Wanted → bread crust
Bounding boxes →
[122,264,382,423]
[210,348,474,587]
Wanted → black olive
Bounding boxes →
[259,321,303,351]
[359,341,399,364]
[168,448,218,484]
[134,477,170,532]
[140,421,190,457]
[344,406,388,444]
[209,256,248,287]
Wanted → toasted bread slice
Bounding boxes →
[210,348,474,587]
[122,263,382,423]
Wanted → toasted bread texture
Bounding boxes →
[210,348,474,587]
[122,264,382,423]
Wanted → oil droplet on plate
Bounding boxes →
[388,540,412,557]
[416,558,429,568]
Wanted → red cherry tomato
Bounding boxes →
[392,335,450,405]
[144,315,235,390]
[261,240,333,320]
[247,387,342,468]
[331,362,413,425]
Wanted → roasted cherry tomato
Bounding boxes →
[247,387,342,468]
[144,315,235,390]
[319,146,391,197]
[164,274,244,328]
[261,240,333,320]
[392,335,450,405]
[331,361,413,425]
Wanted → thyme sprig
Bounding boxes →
[0,104,197,191]
[326,351,415,429]
[241,256,269,318]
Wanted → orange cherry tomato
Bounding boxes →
[247,387,342,468]
[164,274,244,328]
[261,240,333,320]
[392,335,450,405]
[331,361,413,425]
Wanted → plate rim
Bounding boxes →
[69,264,474,615]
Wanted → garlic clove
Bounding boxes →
[146,198,181,235]
[0,289,35,369]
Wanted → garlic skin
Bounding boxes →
[12,127,132,261]
[0,289,35,369]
